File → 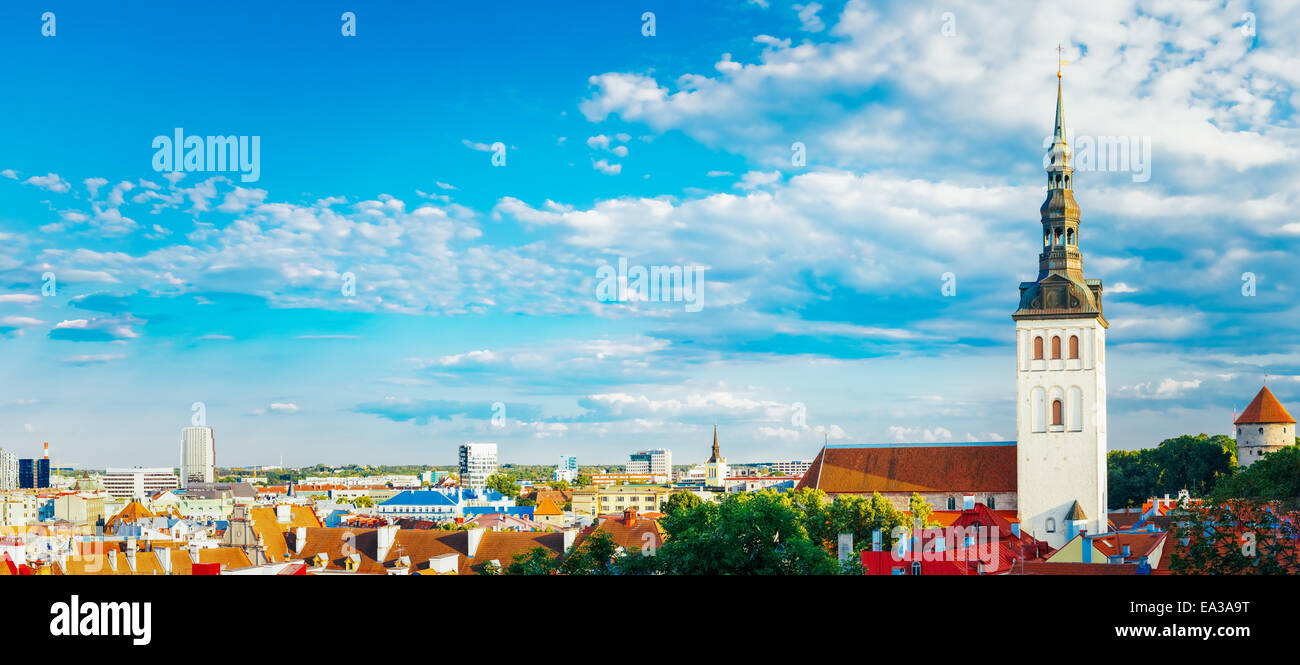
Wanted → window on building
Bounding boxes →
[1045,518,1056,533]
[911,561,922,576]
[1069,335,1079,359]
[1052,399,1064,426]
[1051,336,1062,359]
[947,497,956,510]
[987,496,996,510]
[1033,336,1044,360]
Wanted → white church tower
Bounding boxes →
[1013,72,1108,548]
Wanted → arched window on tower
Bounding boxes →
[1054,228,1062,245]
[1069,335,1079,359]
[1033,336,1044,360]
[1052,399,1064,427]
[1044,230,1050,246]
[1067,229,1075,245]
[1051,336,1062,359]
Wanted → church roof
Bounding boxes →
[795,442,1017,494]
[1234,386,1295,425]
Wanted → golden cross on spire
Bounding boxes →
[1057,44,1064,78]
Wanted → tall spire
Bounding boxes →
[708,424,721,463]
[1013,56,1105,326]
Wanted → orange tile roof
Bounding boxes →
[1235,386,1296,424]
[575,513,664,553]
[796,444,1017,493]
[534,496,564,516]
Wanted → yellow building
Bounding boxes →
[53,492,107,525]
[571,484,672,518]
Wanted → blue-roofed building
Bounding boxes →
[376,488,516,519]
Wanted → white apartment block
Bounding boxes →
[0,449,17,490]
[458,443,498,490]
[104,467,180,499]
[554,455,579,483]
[627,448,672,476]
[181,426,216,488]
[0,493,39,527]
[768,460,813,477]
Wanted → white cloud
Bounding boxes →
[24,173,70,193]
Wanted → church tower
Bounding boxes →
[704,425,728,488]
[1013,72,1108,548]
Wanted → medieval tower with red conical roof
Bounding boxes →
[1012,73,1108,548]
[1234,386,1296,468]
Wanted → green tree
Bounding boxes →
[505,546,561,575]
[908,492,937,528]
[559,530,622,575]
[575,474,592,487]
[1212,444,1300,510]
[551,479,571,492]
[663,490,703,516]
[652,490,837,574]
[1169,499,1300,575]
[485,472,521,498]
[1151,434,1235,496]
[354,495,375,508]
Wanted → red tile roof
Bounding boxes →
[1018,562,1143,575]
[796,444,1016,493]
[1234,386,1296,424]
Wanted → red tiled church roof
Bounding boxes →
[1234,386,1295,425]
[795,443,1017,494]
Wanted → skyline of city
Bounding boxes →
[2,2,1297,469]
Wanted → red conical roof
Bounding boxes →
[1234,386,1296,425]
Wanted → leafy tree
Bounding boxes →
[908,492,937,528]
[517,495,537,508]
[505,546,561,575]
[1169,499,1300,575]
[1212,444,1300,511]
[559,530,622,575]
[651,490,837,574]
[485,472,521,498]
[1107,434,1236,508]
[663,490,703,516]
[575,474,592,487]
[354,495,375,508]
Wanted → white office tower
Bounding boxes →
[0,449,17,490]
[181,426,216,488]
[555,455,579,483]
[458,442,498,490]
[627,448,672,476]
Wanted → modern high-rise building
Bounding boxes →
[103,467,181,499]
[554,455,579,483]
[18,459,34,489]
[36,458,50,489]
[181,426,216,488]
[0,449,17,490]
[458,442,498,490]
[627,448,672,477]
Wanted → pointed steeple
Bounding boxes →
[1013,61,1106,327]
[708,424,721,463]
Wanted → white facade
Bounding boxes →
[181,426,216,488]
[103,467,180,499]
[768,460,812,477]
[554,455,579,483]
[627,448,671,476]
[1015,319,1108,548]
[0,449,17,490]
[458,442,498,490]
[1235,421,1293,468]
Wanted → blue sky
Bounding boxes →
[1,0,1297,468]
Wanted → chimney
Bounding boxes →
[1122,544,1131,557]
[294,526,307,554]
[1010,523,1021,538]
[466,527,485,558]
[376,524,399,562]
[624,507,637,527]
[562,528,577,552]
[43,441,49,460]
[159,548,172,575]
[107,553,118,572]
[125,540,138,573]
[428,553,458,574]
[276,504,291,523]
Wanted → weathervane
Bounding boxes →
[1057,44,1067,78]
